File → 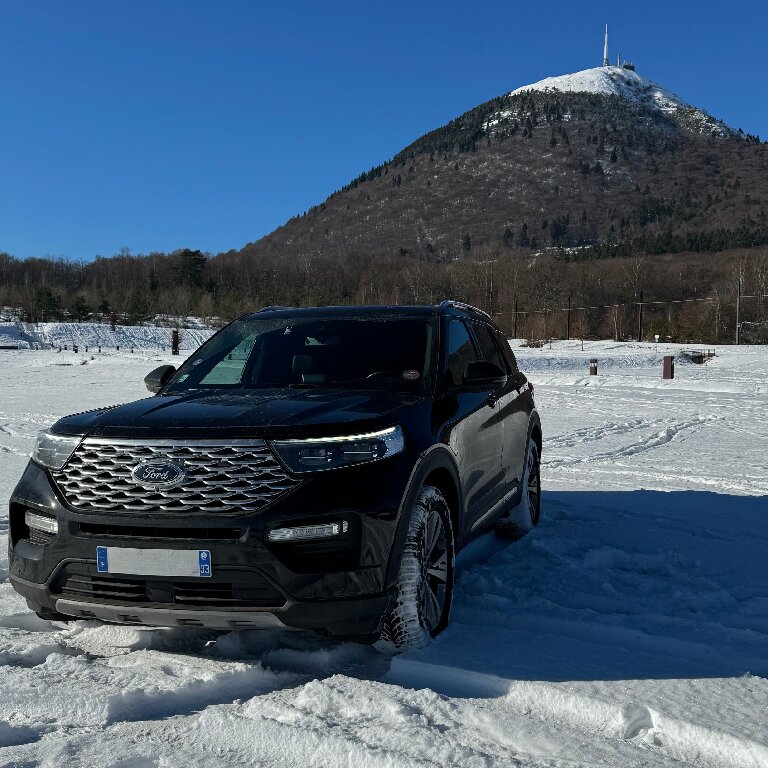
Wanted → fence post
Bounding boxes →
[637,290,644,342]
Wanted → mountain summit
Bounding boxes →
[507,66,733,137]
[229,65,766,265]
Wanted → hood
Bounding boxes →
[51,388,424,439]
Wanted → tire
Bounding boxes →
[377,485,455,653]
[495,437,541,539]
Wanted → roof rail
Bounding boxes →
[438,300,491,319]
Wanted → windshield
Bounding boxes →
[165,314,436,395]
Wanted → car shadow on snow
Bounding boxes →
[386,489,768,696]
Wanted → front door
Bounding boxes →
[438,318,505,533]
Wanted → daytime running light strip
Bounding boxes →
[272,427,398,445]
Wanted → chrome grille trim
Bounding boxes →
[52,438,298,514]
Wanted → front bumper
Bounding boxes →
[8,457,409,636]
[10,569,392,634]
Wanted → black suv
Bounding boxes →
[9,303,541,650]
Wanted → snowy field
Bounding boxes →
[0,340,766,767]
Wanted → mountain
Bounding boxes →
[229,65,768,263]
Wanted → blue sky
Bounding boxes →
[1,1,765,261]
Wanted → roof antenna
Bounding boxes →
[603,24,609,67]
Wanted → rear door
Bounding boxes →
[484,326,531,492]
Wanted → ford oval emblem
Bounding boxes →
[131,459,186,488]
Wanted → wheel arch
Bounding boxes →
[384,446,462,589]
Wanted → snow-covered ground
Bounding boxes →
[0,340,766,767]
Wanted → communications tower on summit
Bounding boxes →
[603,24,609,67]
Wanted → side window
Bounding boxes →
[494,329,519,373]
[444,319,478,386]
[474,324,505,372]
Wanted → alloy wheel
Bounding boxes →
[420,507,449,632]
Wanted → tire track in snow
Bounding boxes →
[544,415,717,469]
[546,417,660,450]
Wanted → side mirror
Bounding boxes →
[144,365,176,394]
[463,360,506,386]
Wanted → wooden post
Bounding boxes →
[513,300,518,339]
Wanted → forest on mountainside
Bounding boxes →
[232,91,768,265]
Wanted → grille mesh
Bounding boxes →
[53,438,297,514]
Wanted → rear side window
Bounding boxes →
[473,324,505,372]
[494,329,519,373]
[444,319,478,386]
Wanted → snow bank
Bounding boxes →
[17,322,214,351]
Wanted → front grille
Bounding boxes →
[53,438,298,514]
[52,564,286,608]
[57,573,149,602]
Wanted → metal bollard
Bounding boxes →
[663,355,675,379]
[589,358,598,375]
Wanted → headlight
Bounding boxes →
[269,426,404,474]
[32,431,83,470]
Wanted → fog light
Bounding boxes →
[267,521,348,543]
[24,511,59,535]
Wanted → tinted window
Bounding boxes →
[167,316,434,394]
[474,324,505,372]
[494,329,519,373]
[444,319,478,386]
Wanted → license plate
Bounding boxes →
[96,547,212,578]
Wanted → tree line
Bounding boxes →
[1,245,766,344]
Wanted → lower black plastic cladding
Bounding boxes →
[51,561,287,608]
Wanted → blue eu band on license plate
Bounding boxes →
[96,546,212,577]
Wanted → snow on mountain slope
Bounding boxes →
[504,66,733,136]
[0,342,766,766]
